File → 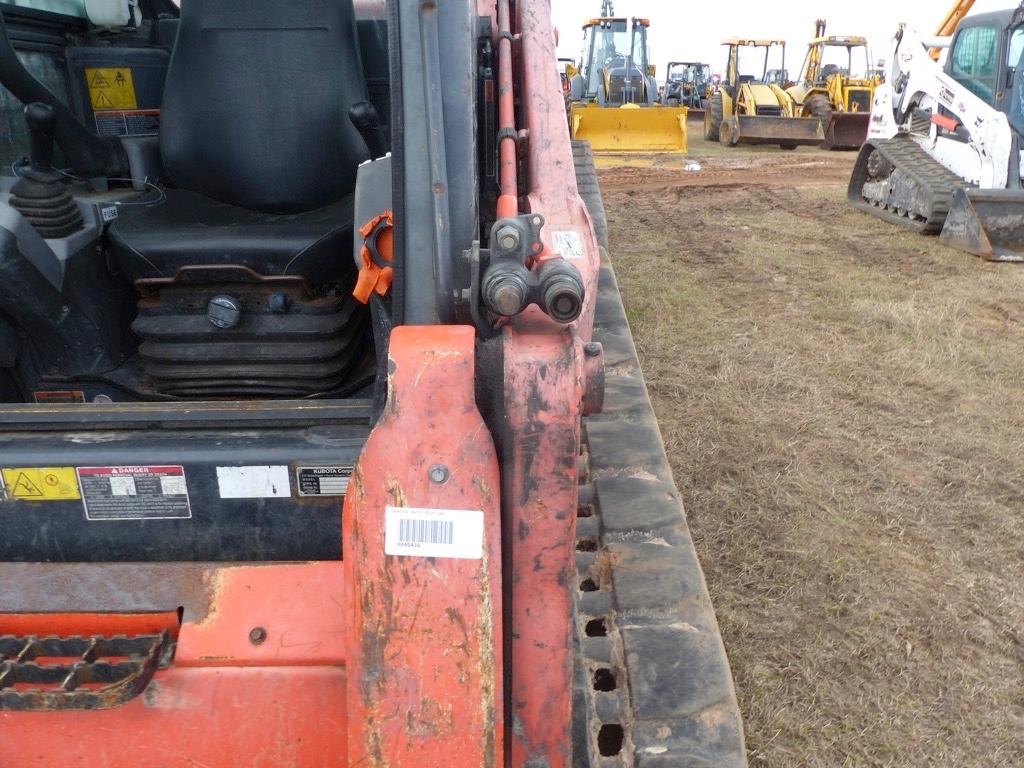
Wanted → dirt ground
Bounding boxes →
[600,133,1024,767]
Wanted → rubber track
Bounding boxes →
[848,137,969,234]
[573,141,609,252]
[571,140,747,768]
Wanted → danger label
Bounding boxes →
[296,466,353,497]
[76,466,191,521]
[1,467,80,501]
[86,67,138,111]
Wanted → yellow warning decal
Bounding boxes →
[85,67,138,111]
[1,467,80,501]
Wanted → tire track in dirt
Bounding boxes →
[596,154,856,193]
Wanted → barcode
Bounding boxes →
[399,518,454,546]
[385,506,484,559]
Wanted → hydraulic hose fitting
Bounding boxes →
[472,214,585,324]
[481,261,531,317]
[538,260,584,323]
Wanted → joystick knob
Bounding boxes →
[24,101,56,175]
[10,102,84,238]
[349,101,388,160]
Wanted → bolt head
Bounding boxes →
[495,225,521,252]
[249,627,267,645]
[429,464,450,484]
[208,295,242,329]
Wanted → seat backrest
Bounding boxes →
[160,0,369,213]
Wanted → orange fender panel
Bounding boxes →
[2,666,347,767]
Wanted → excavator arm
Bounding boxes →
[803,19,827,84]
[930,0,976,59]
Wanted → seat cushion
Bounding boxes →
[109,188,355,285]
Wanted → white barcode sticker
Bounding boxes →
[384,506,484,560]
[551,229,584,259]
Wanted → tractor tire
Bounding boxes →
[572,140,609,252]
[805,93,832,120]
[719,116,740,147]
[704,91,723,141]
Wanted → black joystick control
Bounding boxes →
[348,100,388,160]
[10,102,84,238]
[25,101,57,175]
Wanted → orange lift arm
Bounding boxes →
[930,0,976,59]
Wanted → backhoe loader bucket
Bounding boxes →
[823,112,870,151]
[720,114,824,147]
[939,187,1024,262]
[569,102,688,153]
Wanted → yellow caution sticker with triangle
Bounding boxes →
[1,467,80,501]
[85,67,138,111]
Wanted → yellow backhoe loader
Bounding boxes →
[661,61,712,122]
[786,20,878,150]
[704,38,824,149]
[565,2,687,153]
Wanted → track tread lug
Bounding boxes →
[573,146,745,768]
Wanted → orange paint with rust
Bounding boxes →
[0,611,180,638]
[502,331,584,767]
[176,562,345,666]
[0,563,349,766]
[3,667,347,767]
[343,325,504,767]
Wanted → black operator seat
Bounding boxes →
[109,0,370,284]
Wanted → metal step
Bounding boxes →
[0,632,172,711]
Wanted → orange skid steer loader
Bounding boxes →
[0,0,744,765]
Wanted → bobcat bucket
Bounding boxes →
[823,112,870,151]
[939,187,1024,262]
[569,102,688,153]
[719,115,824,147]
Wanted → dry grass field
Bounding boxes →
[601,136,1024,766]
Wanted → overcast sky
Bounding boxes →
[551,0,1013,77]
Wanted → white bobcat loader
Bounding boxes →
[848,8,1024,261]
